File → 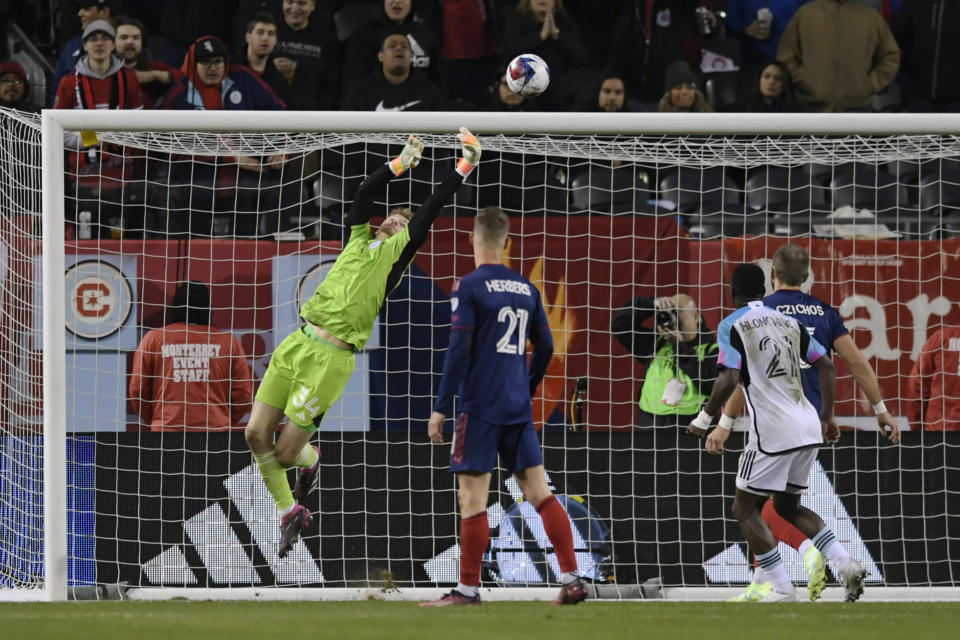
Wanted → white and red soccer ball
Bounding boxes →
[505,54,550,97]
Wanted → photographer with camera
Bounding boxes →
[611,293,719,427]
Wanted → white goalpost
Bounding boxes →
[1,108,959,602]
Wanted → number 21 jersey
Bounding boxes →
[437,264,551,425]
[717,300,828,454]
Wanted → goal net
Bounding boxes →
[2,108,959,601]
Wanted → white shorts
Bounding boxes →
[735,447,818,495]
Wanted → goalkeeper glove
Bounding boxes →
[386,134,424,176]
[456,127,481,177]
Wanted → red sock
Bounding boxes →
[536,494,577,574]
[459,512,489,588]
[762,499,808,551]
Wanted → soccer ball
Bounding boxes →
[505,54,550,97]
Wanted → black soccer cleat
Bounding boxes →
[278,504,312,559]
[553,578,589,605]
[292,445,321,504]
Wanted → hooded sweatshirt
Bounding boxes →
[54,54,143,182]
[163,37,286,111]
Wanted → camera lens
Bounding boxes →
[656,309,678,329]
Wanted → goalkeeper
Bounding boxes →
[245,128,482,558]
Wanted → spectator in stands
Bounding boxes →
[893,0,960,113]
[725,1,808,70]
[0,61,41,113]
[129,281,254,432]
[606,1,718,105]
[611,292,719,428]
[51,0,114,106]
[163,35,288,237]
[438,0,500,105]
[236,11,290,105]
[54,19,144,239]
[343,0,439,93]
[500,0,591,110]
[657,61,713,112]
[274,0,341,109]
[595,75,630,112]
[483,71,538,111]
[906,325,960,431]
[777,0,900,112]
[164,35,285,111]
[114,16,181,109]
[743,59,800,112]
[341,28,445,111]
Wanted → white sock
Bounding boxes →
[756,548,792,593]
[765,563,793,593]
[824,543,855,574]
[753,566,767,584]
[560,571,579,586]
[279,503,296,518]
[456,583,478,597]
[798,539,814,557]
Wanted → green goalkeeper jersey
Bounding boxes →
[300,222,411,351]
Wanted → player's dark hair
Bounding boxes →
[168,281,211,326]
[772,243,809,287]
[730,263,766,305]
[475,207,509,247]
[246,11,278,34]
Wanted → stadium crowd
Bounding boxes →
[1,1,958,240]
[2,0,957,115]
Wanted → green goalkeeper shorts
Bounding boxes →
[256,325,356,432]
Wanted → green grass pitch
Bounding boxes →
[2,601,957,640]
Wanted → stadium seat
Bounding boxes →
[704,73,740,112]
[660,167,757,237]
[333,3,383,42]
[745,167,830,236]
[658,167,741,212]
[476,152,568,215]
[569,163,654,215]
[830,164,905,214]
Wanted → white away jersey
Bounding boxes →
[717,300,828,455]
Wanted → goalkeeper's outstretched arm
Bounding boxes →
[345,135,424,227]
[386,128,481,291]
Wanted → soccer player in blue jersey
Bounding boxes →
[688,263,868,602]
[722,244,900,602]
[420,207,587,607]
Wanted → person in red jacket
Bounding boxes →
[907,325,960,431]
[54,19,144,238]
[129,281,254,431]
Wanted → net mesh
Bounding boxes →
[1,107,959,595]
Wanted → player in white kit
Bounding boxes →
[688,264,868,602]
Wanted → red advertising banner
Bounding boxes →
[10,218,955,431]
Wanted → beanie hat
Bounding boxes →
[664,60,697,91]
[0,61,29,94]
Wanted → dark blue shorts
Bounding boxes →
[449,412,543,474]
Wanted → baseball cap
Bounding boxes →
[82,19,116,41]
[194,36,228,62]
